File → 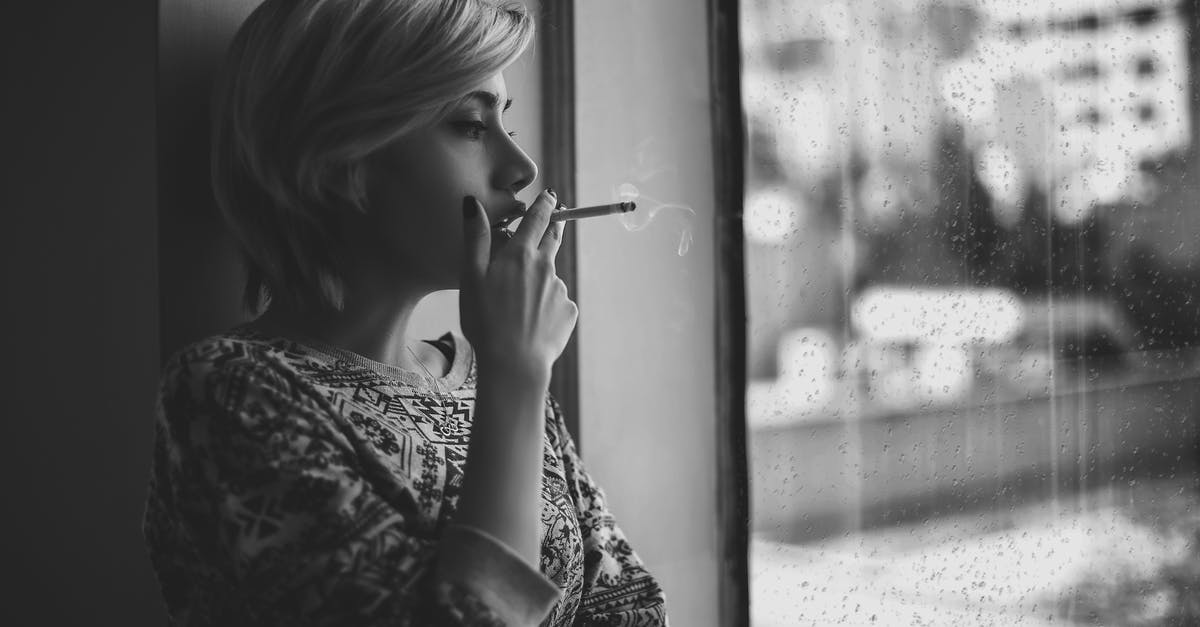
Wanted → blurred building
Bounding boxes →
[742,0,1196,384]
[942,0,1189,222]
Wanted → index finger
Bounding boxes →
[510,189,556,249]
[539,211,566,259]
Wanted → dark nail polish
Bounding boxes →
[462,196,475,218]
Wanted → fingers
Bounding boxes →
[461,196,491,284]
[510,188,556,249]
[539,206,566,258]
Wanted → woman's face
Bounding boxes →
[357,72,537,290]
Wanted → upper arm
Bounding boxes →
[148,350,558,626]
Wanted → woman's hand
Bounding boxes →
[454,190,570,574]
[460,189,578,380]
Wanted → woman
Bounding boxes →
[141,1,668,625]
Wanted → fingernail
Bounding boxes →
[463,196,475,219]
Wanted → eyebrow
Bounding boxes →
[465,91,513,112]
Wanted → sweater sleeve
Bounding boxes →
[148,350,562,627]
[545,395,670,626]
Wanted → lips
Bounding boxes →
[491,202,527,230]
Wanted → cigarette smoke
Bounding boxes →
[614,182,696,256]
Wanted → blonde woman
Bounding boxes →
[141,1,668,625]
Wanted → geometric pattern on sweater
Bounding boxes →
[142,325,669,626]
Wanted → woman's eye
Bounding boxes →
[453,121,488,139]
[454,121,517,139]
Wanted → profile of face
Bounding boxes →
[354,72,538,291]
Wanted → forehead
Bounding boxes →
[475,73,507,97]
[457,73,508,108]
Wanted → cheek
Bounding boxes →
[368,165,451,233]
[363,182,470,277]
[362,140,487,265]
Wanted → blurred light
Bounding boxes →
[778,327,835,390]
[912,343,973,403]
[1050,171,1100,226]
[747,328,838,428]
[976,144,1025,226]
[851,286,1024,344]
[1091,145,1137,203]
[744,189,804,244]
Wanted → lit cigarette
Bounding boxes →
[549,201,637,222]
[493,201,637,230]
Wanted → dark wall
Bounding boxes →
[158,0,262,361]
[2,2,165,625]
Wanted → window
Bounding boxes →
[743,0,1200,623]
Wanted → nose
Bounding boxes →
[493,135,538,195]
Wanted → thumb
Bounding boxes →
[461,195,491,285]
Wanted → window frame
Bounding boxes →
[542,0,584,450]
[708,0,752,624]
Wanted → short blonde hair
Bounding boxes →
[211,0,534,314]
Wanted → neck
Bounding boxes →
[253,282,435,372]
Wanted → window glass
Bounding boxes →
[743,1,1200,623]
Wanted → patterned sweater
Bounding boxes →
[142,325,668,626]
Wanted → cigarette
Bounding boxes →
[549,201,637,222]
[492,201,637,231]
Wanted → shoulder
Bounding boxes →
[159,326,317,414]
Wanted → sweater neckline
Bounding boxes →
[231,324,473,393]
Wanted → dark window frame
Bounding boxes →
[709,0,751,624]
[541,1,582,450]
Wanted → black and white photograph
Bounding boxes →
[4,0,1199,625]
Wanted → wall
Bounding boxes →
[2,1,162,625]
[158,0,260,359]
[575,1,722,624]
